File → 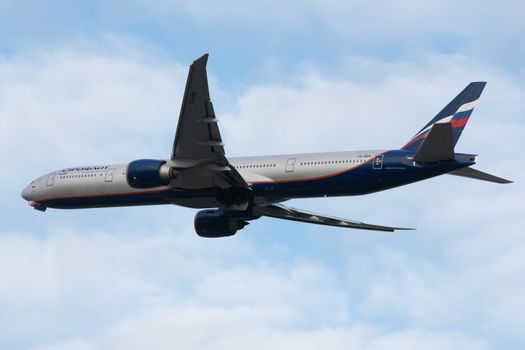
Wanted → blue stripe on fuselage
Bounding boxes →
[250,150,471,198]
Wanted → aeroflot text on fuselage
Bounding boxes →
[62,166,109,172]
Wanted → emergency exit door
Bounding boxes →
[105,168,115,182]
[285,158,296,172]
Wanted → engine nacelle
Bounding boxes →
[127,159,178,189]
[194,210,249,238]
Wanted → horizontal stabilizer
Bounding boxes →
[254,204,414,232]
[448,167,512,184]
[414,123,454,163]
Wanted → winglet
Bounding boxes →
[193,53,209,65]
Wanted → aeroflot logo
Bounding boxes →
[62,166,109,172]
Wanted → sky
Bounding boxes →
[0,1,524,349]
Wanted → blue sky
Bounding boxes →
[1,1,524,349]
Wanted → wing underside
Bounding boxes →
[171,54,225,164]
[254,204,413,232]
[168,54,248,211]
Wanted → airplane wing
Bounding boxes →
[254,203,414,232]
[169,54,248,207]
[171,54,226,165]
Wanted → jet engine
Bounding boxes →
[194,209,249,237]
[126,159,179,188]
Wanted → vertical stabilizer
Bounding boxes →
[402,82,486,152]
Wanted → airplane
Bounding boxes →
[21,54,512,237]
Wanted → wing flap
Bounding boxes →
[254,204,413,232]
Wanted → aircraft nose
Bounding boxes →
[21,184,33,201]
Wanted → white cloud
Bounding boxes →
[0,47,184,169]
[90,0,525,67]
[0,229,492,350]
[109,0,525,35]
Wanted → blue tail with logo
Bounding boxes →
[402,82,486,152]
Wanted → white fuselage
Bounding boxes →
[23,150,385,207]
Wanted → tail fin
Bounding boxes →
[402,82,486,152]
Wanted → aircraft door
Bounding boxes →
[105,168,115,182]
[46,174,55,186]
[373,155,384,170]
[285,158,296,172]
